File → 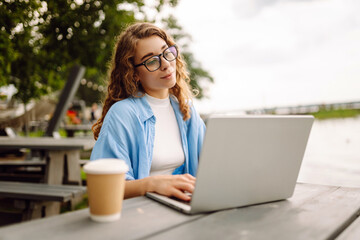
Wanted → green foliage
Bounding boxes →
[73,194,89,211]
[18,130,44,137]
[81,168,87,181]
[312,109,360,120]
[1,0,213,106]
[17,129,67,137]
[60,194,89,213]
[1,0,66,104]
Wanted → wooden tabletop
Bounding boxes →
[0,136,95,151]
[0,183,359,240]
[61,124,93,131]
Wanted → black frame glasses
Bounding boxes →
[134,45,178,72]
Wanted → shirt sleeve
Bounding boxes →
[186,103,206,176]
[195,108,206,160]
[90,102,137,180]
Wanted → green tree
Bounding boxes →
[1,0,213,107]
[1,1,61,134]
[1,0,64,105]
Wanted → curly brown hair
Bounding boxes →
[92,22,194,140]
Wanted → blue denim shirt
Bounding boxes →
[90,95,206,180]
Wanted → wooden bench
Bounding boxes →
[0,181,86,222]
[0,158,89,184]
[0,160,46,183]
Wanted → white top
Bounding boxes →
[145,94,185,176]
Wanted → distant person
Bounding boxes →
[90,22,205,201]
[90,103,98,123]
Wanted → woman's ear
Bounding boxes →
[134,73,140,82]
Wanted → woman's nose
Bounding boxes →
[160,55,170,70]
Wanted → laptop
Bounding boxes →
[146,115,314,214]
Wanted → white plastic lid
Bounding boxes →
[83,159,129,175]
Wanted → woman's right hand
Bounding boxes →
[147,174,196,201]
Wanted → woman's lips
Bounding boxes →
[161,72,173,79]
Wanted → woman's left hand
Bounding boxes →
[146,174,196,201]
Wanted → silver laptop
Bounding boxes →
[146,115,314,214]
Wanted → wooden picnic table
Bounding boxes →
[0,183,359,239]
[61,124,93,137]
[0,181,87,220]
[0,136,95,185]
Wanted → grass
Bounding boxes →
[60,194,89,213]
[311,108,360,120]
[81,168,87,181]
[18,129,68,137]
[74,194,89,210]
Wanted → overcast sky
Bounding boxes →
[167,0,360,113]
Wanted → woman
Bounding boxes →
[90,22,206,201]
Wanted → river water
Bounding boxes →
[298,116,360,188]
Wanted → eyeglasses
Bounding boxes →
[134,45,178,72]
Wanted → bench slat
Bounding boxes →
[0,181,86,202]
[0,181,86,192]
[0,190,70,202]
[0,185,84,198]
[0,161,46,166]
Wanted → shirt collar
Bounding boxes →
[133,93,182,123]
[135,94,154,123]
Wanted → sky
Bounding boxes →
[165,0,360,114]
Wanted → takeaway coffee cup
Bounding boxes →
[83,159,129,222]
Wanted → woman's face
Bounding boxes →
[134,35,177,99]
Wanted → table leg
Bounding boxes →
[20,201,42,220]
[66,150,82,185]
[18,201,60,220]
[45,151,65,185]
[42,201,61,217]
